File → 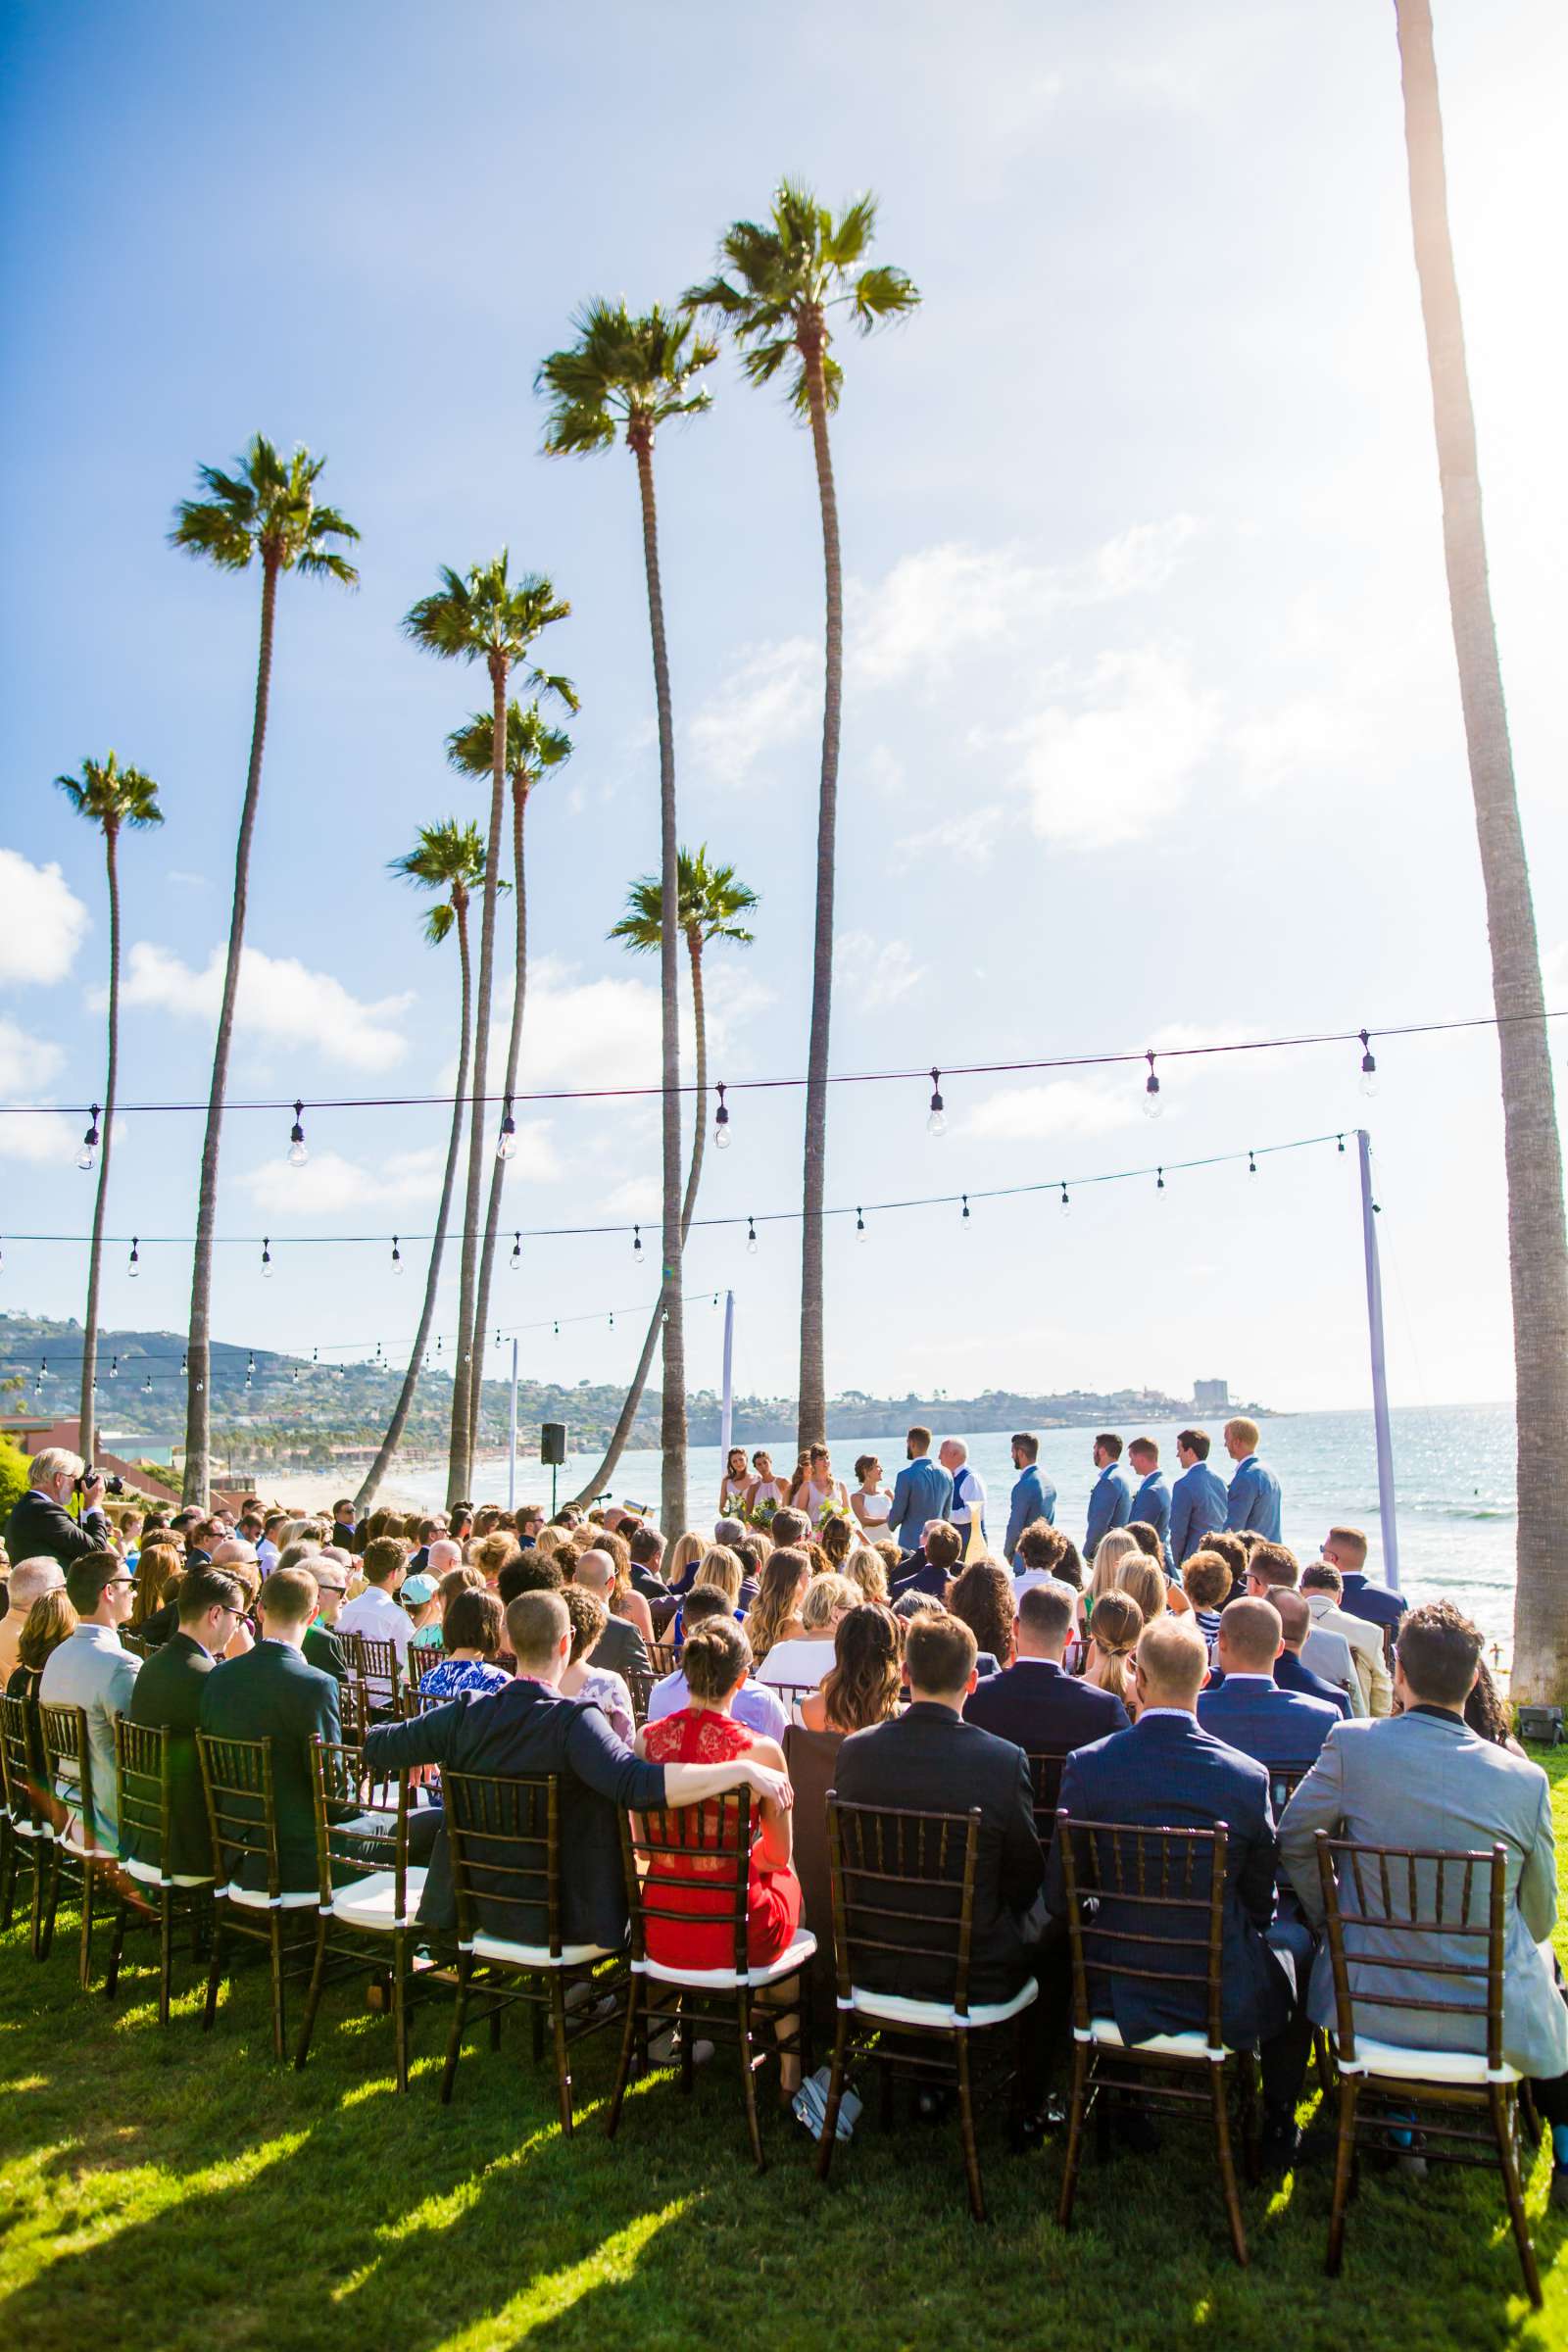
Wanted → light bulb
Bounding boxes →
[1059,1185,1070,1215]
[288,1137,309,1167]
[127,1238,140,1278]
[633,1225,643,1261]
[497,1103,517,1161]
[927,1068,946,1137]
[856,1208,866,1243]
[510,1234,521,1271]
[391,1238,404,1277]
[1144,1080,1162,1120]
[1358,1031,1378,1099]
[747,1219,759,1255]
[261,1239,273,1280]
[77,1140,97,1172]
[713,1120,731,1150]
[960,1195,971,1230]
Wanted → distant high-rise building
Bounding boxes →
[1194,1378,1229,1413]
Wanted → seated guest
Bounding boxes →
[362,1590,791,1951]
[1280,1599,1568,2205]
[304,1555,351,1682]
[948,1559,1014,1677]
[651,1588,787,1739]
[560,1588,635,1744]
[1182,1549,1231,1647]
[597,1529,656,1642]
[627,1521,670,1600]
[256,1513,286,1573]
[1200,1528,1250,1604]
[0,1557,66,1683]
[1082,1591,1143,1715]
[1248,1543,1363,1714]
[1197,1598,1340,1765]
[468,1531,517,1592]
[758,1574,858,1693]
[1050,1616,1305,2163]
[801,1602,903,1735]
[1300,1560,1392,1716]
[1274,1592,1352,1718]
[965,1578,1130,1748]
[572,1550,650,1682]
[672,1545,747,1643]
[744,1546,811,1668]
[1125,1520,1164,1564]
[401,1571,443,1648]
[1466,1656,1529,1756]
[425,1534,466,1583]
[128,1538,184,1649]
[417,1587,509,1700]
[125,1564,249,1878]
[198,1566,344,1890]
[841,1545,889,1605]
[768,1507,811,1553]
[1085,1527,1142,1612]
[1320,1524,1406,1634]
[891,1519,964,1601]
[664,1531,707,1595]
[336,1536,414,1699]
[1012,1519,1070,1596]
[6,1588,77,1701]
[1117,1554,1169,1627]
[498,1551,563,1601]
[39,1550,140,1849]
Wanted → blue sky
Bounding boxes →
[1,0,1564,1417]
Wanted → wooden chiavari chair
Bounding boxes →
[197,1731,319,2059]
[38,1702,117,1988]
[0,1692,54,1956]
[106,1718,216,2025]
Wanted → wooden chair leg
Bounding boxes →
[105,1893,129,2000]
[268,1915,288,2062]
[817,2012,852,2181]
[293,1920,330,2071]
[738,1991,766,2173]
[392,1935,412,2095]
[1210,2062,1249,2267]
[550,1972,573,2135]
[604,1970,641,2140]
[1520,2080,1544,2151]
[440,1953,472,2106]
[1056,2043,1090,2230]
[78,1863,97,1990]
[956,2034,986,2223]
[1325,2076,1359,2276]
[1492,2085,1544,2310]
[38,1845,62,1961]
[0,1821,16,1930]
[202,1909,225,2029]
[158,1892,174,2028]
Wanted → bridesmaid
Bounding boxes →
[748,1449,788,1515]
[718,1446,753,1520]
[792,1444,849,1520]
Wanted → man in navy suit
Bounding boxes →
[890,1521,963,1600]
[1169,1428,1229,1571]
[1322,1525,1406,1634]
[1084,1433,1132,1560]
[966,1579,1129,1749]
[1049,1616,1307,2163]
[1274,1592,1352,1718]
[887,1426,954,1552]
[1197,1598,1340,1767]
[1126,1438,1172,1571]
[1004,1433,1056,1562]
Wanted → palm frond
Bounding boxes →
[171,437,357,583]
[54,752,165,832]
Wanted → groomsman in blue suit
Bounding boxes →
[1223,1416,1282,1542]
[1126,1438,1172,1570]
[1169,1427,1229,1570]
[1004,1432,1056,1563]
[1084,1433,1132,1560]
[887,1425,954,1553]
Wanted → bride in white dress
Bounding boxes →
[850,1452,894,1535]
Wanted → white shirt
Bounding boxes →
[38,1622,140,1841]
[758,1637,836,1691]
[948,1465,987,1529]
[337,1583,414,1697]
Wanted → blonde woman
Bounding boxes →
[843,1545,889,1605]
[1085,1591,1144,1714]
[1087,1527,1143,1610]
[1119,1553,1170,1626]
[666,1529,707,1596]
[744,1545,811,1666]
[759,1572,859,1693]
[599,1526,654,1643]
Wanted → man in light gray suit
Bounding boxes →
[1280,1599,1568,2207]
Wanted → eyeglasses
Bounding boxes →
[316,1583,347,1596]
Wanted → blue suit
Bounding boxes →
[1049,1713,1293,2051]
[1004,1462,1056,1561]
[1084,1463,1132,1558]
[1275,1648,1350,1718]
[1225,1453,1282,1541]
[1338,1571,1406,1633]
[887,1454,954,1549]
[1169,1461,1228,1569]
[1197,1674,1340,1770]
[1131,1471,1172,1569]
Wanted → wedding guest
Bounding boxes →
[1127,1439,1172,1569]
[337,1535,414,1699]
[1300,1560,1393,1715]
[719,1446,753,1518]
[38,1550,139,1846]
[1273,1591,1352,1718]
[965,1578,1129,1748]
[1086,1527,1142,1611]
[1083,1591,1143,1714]
[1223,1418,1283,1542]
[842,1546,889,1605]
[744,1546,811,1666]
[1181,1549,1232,1647]
[1201,1528,1250,1603]
[627,1522,670,1599]
[939,1439,988,1550]
[1004,1433,1056,1562]
[759,1574,858,1693]
[125,1564,249,1878]
[665,1531,706,1595]
[5,1447,111,1573]
[1198,1596,1339,1766]
[0,1557,65,1683]
[801,1603,903,1735]
[1085,1434,1133,1560]
[850,1455,894,1536]
[1170,1428,1228,1570]
[948,1559,1014,1677]
[469,1531,519,1591]
[401,1571,444,1648]
[1118,1554,1169,1627]
[571,1550,650,1682]
[1011,1520,1070,1594]
[598,1529,656,1643]
[304,1554,352,1682]
[891,1520,964,1601]
[197,1567,341,1895]
[416,1588,508,1699]
[649,1587,788,1738]
[1248,1546,1361,1712]
[560,1587,635,1743]
[1321,1524,1406,1633]
[5,1588,78,1702]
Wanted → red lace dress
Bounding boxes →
[640,1707,803,1970]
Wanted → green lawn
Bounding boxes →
[4,1756,1568,2352]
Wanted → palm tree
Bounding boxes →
[686,186,918,1455]
[538,300,717,1537]
[1392,3,1568,1700]
[445,701,573,1473]
[402,557,572,1506]
[571,847,759,1506]
[55,753,164,1459]
[171,436,358,1505]
[355,820,489,1513]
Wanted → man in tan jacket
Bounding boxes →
[1300,1559,1392,1715]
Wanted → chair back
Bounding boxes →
[768,1682,819,1727]
[341,1632,402,1703]
[337,1676,370,1746]
[1026,1751,1070,1839]
[622,1788,755,1976]
[39,1703,96,1854]
[0,1692,47,1833]
[624,1662,659,1728]
[645,1640,676,1681]
[825,1795,983,2016]
[310,1738,413,1913]
[443,1770,564,1955]
[406,1644,447,1694]
[1054,1810,1229,2052]
[115,1718,173,1875]
[197,1731,282,1898]
[1313,1832,1508,2072]
[782,1725,843,1965]
[1267,1759,1318,1815]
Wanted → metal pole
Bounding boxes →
[1356,1128,1400,1592]
[507,1339,518,1512]
[720,1290,735,1465]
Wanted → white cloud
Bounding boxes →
[894,805,1007,871]
[688,636,817,781]
[0,850,90,985]
[1229,698,1354,794]
[998,647,1223,849]
[239,1127,559,1218]
[1545,941,1568,997]
[0,1108,77,1164]
[594,1173,662,1221]
[108,943,414,1070]
[166,869,208,891]
[0,1015,63,1096]
[471,956,771,1100]
[961,1075,1145,1144]
[836,930,926,1008]
[1086,515,1201,598]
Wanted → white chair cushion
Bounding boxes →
[221,1881,319,1911]
[1332,2034,1519,2085]
[842,1975,1038,2032]
[331,1868,428,1933]
[124,1854,214,1890]
[466,1932,617,1970]
[637,1927,817,1991]
[1081,2017,1231,2060]
[12,1818,54,1841]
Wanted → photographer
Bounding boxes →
[5,1446,114,1571]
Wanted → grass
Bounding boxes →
[4,1757,1568,2352]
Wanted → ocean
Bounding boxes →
[399,1402,1521,1666]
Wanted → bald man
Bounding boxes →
[1198,1597,1340,1767]
[571,1549,649,1683]
[938,1439,987,1550]
[0,1556,66,1681]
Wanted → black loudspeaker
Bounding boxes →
[540,1421,567,1466]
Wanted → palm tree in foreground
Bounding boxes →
[571,846,759,1506]
[446,700,573,1472]
[538,299,717,1536]
[686,184,918,1457]
[171,435,358,1505]
[403,556,572,1506]
[1392,1,1568,1701]
[56,752,164,1460]
[356,819,489,1513]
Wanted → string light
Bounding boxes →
[609,1311,614,1330]
[747,1217,759,1254]
[960,1194,970,1229]
[856,1205,866,1243]
[261,1237,272,1279]
[713,1081,730,1150]
[1059,1182,1070,1215]
[1156,1166,1165,1192]
[1337,1133,1347,1153]
[109,1354,118,1379]
[180,1351,187,1377]
[288,1101,308,1167]
[496,1095,517,1161]
[1358,1029,1378,1098]
[510,1232,521,1272]
[1248,1150,1258,1175]
[553,1320,560,1338]
[142,1373,152,1395]
[78,1105,101,1172]
[391,1235,404,1277]
[127,1236,140,1278]
[632,1225,643,1262]
[927,1068,946,1138]
[1144,1052,1162,1119]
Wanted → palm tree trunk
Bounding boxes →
[633,426,688,1538]
[1395,0,1568,1702]
[569,933,710,1510]
[183,555,278,1505]
[466,774,528,1478]
[79,822,121,1462]
[448,654,508,1506]
[356,900,473,1513]
[797,324,842,1455]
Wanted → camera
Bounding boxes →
[79,1467,125,1498]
